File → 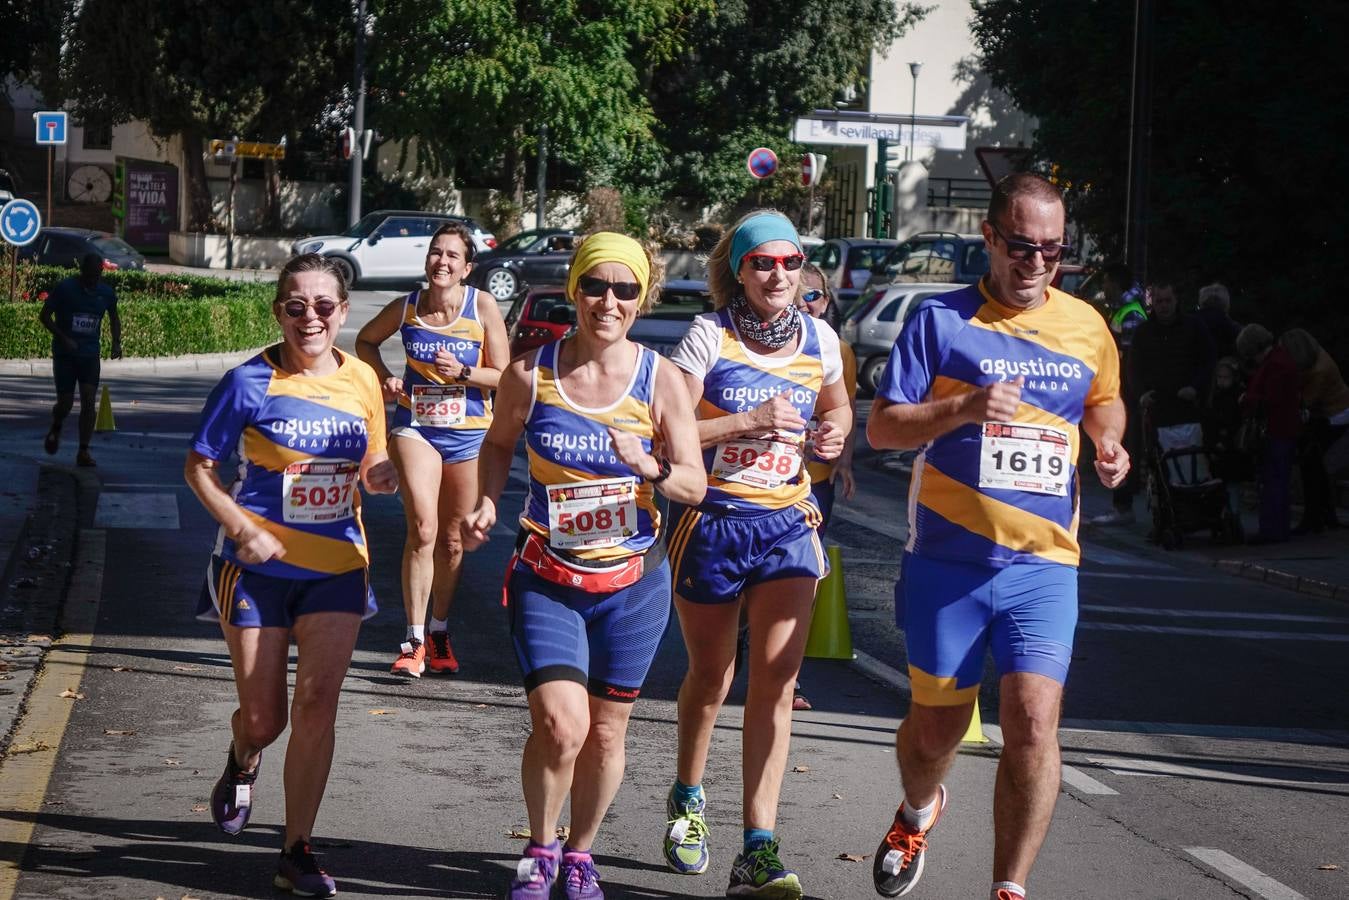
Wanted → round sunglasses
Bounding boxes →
[278,298,344,319]
[577,275,642,301]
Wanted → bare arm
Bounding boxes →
[1082,396,1130,488]
[39,300,77,353]
[354,297,407,394]
[107,302,122,357]
[868,377,1025,451]
[461,357,531,549]
[680,369,808,448]
[616,357,706,505]
[469,290,508,391]
[809,377,852,460]
[183,450,285,565]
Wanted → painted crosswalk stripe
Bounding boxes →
[93,492,180,529]
[1183,848,1309,900]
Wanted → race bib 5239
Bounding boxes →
[411,384,466,427]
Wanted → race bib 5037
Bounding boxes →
[282,459,359,523]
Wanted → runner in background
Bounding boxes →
[663,211,851,899]
[39,252,121,467]
[185,254,398,898]
[356,222,507,676]
[462,232,704,900]
[794,261,857,711]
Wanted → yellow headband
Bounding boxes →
[566,232,650,303]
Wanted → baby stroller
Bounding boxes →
[1144,414,1243,549]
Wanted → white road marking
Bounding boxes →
[1183,848,1309,900]
[1078,621,1349,642]
[1079,571,1203,582]
[1081,604,1349,624]
[1060,719,1349,743]
[1087,756,1349,788]
[93,492,180,529]
[110,431,195,440]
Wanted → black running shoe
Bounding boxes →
[873,785,947,897]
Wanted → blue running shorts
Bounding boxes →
[197,557,376,627]
[507,557,671,702]
[809,480,837,534]
[390,407,485,464]
[898,553,1077,706]
[669,502,826,605]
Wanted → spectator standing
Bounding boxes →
[1279,328,1349,533]
[1128,280,1216,427]
[1196,282,1241,359]
[39,253,122,467]
[1089,262,1146,525]
[1237,324,1301,543]
[1203,357,1252,519]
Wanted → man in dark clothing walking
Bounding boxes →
[1130,280,1216,427]
[39,253,121,467]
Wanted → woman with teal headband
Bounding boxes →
[463,232,705,900]
[663,210,853,898]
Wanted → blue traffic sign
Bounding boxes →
[746,147,779,179]
[33,111,68,146]
[0,199,42,247]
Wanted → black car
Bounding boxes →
[17,227,146,270]
[468,228,578,300]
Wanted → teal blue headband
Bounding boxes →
[730,213,802,275]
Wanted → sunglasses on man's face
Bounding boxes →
[744,252,806,273]
[989,223,1071,263]
[279,298,343,319]
[577,275,642,302]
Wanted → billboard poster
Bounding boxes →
[113,157,179,253]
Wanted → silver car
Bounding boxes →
[841,282,965,394]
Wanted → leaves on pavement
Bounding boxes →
[791,764,810,773]
[837,852,869,862]
[58,688,85,700]
[103,729,137,736]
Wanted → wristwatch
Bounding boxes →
[456,365,472,384]
[650,456,672,484]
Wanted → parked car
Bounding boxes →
[290,210,496,286]
[16,227,145,271]
[629,280,712,357]
[0,168,17,204]
[1053,263,1091,298]
[841,281,965,395]
[806,237,898,305]
[504,285,574,358]
[469,228,578,300]
[860,231,989,297]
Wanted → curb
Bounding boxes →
[1211,558,1349,605]
[0,348,267,377]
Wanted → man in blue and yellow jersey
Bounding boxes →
[865,173,1129,900]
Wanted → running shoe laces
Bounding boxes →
[560,851,603,900]
[872,785,947,898]
[663,790,710,875]
[728,839,801,896]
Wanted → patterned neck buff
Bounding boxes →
[730,291,801,350]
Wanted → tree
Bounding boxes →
[0,1,62,87]
[973,0,1349,352]
[40,0,352,229]
[372,0,706,225]
[643,0,929,208]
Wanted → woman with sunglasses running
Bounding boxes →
[186,254,399,897]
[356,222,508,677]
[662,211,852,898]
[463,233,704,900]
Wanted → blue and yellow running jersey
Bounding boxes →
[520,340,661,562]
[390,286,493,433]
[191,347,387,579]
[671,309,841,514]
[876,281,1120,568]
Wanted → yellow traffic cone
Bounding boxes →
[95,384,115,432]
[962,701,989,744]
[804,545,854,659]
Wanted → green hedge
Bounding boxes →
[0,264,278,358]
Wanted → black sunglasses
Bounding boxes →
[279,298,343,318]
[577,275,642,302]
[989,223,1071,263]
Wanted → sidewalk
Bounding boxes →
[1081,479,1349,604]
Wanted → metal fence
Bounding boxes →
[927,177,991,209]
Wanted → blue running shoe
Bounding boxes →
[508,840,560,899]
[273,839,336,898]
[210,744,258,836]
[727,839,802,898]
[663,786,709,875]
[559,848,604,900]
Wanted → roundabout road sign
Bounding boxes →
[0,199,42,247]
[747,147,778,179]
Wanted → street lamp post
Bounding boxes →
[908,61,923,162]
[347,0,368,228]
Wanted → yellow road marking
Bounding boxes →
[0,529,105,899]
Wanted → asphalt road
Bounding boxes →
[0,289,1345,900]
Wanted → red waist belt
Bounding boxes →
[517,531,644,593]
